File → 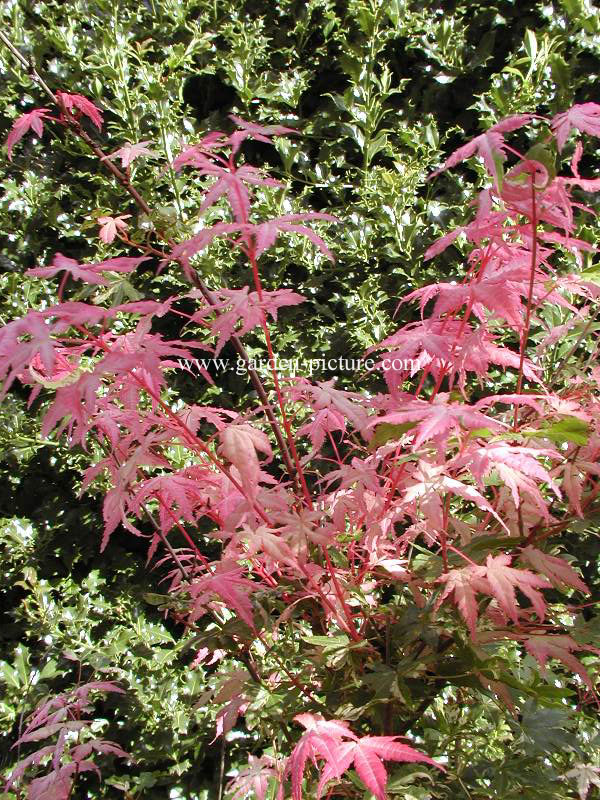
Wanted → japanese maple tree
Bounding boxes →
[2,47,600,800]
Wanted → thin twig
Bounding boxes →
[514,172,538,430]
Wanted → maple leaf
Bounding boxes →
[203,164,281,222]
[190,285,305,355]
[294,713,356,739]
[97,214,131,244]
[172,153,281,222]
[551,102,600,151]
[371,393,504,450]
[56,90,103,129]
[428,114,532,184]
[297,407,346,453]
[303,379,371,437]
[227,755,283,800]
[170,133,230,172]
[555,455,600,518]
[131,473,209,533]
[218,422,273,500]
[228,114,296,153]
[26,766,80,800]
[561,762,600,800]
[424,190,508,261]
[184,561,258,627]
[0,311,56,398]
[5,682,127,799]
[437,566,487,638]
[27,253,149,285]
[423,227,464,261]
[106,140,157,168]
[167,223,242,277]
[519,546,589,594]
[40,302,113,329]
[213,695,248,741]
[26,349,82,390]
[404,276,528,330]
[483,553,551,624]
[6,108,52,160]
[522,634,597,694]
[457,442,560,516]
[242,524,298,566]
[169,214,335,275]
[366,318,465,390]
[319,737,443,800]
[248,213,337,260]
[27,253,110,285]
[403,461,508,533]
[289,715,355,800]
[439,554,553,634]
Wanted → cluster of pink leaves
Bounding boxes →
[4,682,127,800]
[6,91,104,160]
[226,713,444,800]
[4,98,600,798]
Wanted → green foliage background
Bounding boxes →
[1,1,600,798]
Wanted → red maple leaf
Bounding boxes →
[56,91,103,129]
[6,108,52,159]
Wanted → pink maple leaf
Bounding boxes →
[519,546,589,594]
[167,223,243,278]
[522,634,598,693]
[0,311,56,398]
[297,407,346,453]
[484,553,551,624]
[457,442,560,517]
[248,213,337,260]
[27,253,149,284]
[227,755,283,800]
[199,164,281,222]
[218,422,273,500]
[551,103,600,151]
[370,392,504,450]
[184,561,258,627]
[321,737,442,800]
[437,566,486,637]
[294,713,356,739]
[106,140,156,168]
[56,91,103,129]
[97,215,131,244]
[171,134,227,171]
[228,114,297,153]
[428,114,532,184]
[192,286,305,355]
[438,554,552,635]
[6,108,52,160]
[302,379,371,438]
[27,349,81,390]
[403,461,508,533]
